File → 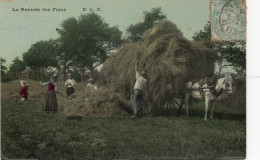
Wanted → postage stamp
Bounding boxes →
[210,0,246,41]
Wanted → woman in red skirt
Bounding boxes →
[40,74,58,113]
[19,75,29,101]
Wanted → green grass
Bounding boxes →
[1,98,246,159]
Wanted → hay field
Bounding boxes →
[1,81,246,159]
[1,80,133,117]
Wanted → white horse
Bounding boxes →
[184,77,233,121]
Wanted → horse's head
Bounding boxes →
[224,78,233,95]
[215,77,233,96]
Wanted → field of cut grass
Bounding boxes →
[1,97,245,159]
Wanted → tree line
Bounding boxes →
[1,8,245,82]
[192,21,246,76]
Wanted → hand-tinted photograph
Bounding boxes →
[1,0,246,159]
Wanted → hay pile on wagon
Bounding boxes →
[101,21,217,113]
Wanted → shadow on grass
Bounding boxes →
[187,110,246,121]
[147,108,245,121]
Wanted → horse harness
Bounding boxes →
[196,77,223,100]
[210,87,224,97]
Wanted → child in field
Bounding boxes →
[19,75,29,101]
[40,74,58,113]
[65,73,76,97]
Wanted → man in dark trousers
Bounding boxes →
[65,73,76,97]
[132,63,148,118]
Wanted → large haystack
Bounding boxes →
[60,86,133,117]
[101,21,216,112]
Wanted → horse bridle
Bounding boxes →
[223,79,233,95]
[211,79,232,97]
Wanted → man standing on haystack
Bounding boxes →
[65,73,76,97]
[86,78,97,90]
[132,63,148,118]
[40,74,58,113]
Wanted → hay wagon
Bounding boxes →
[101,21,217,114]
[163,85,214,113]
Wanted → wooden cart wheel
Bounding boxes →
[165,94,184,113]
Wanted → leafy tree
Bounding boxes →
[23,40,58,79]
[192,22,211,42]
[127,7,166,42]
[52,38,74,81]
[215,41,246,69]
[192,21,246,74]
[192,22,213,49]
[57,17,82,81]
[1,57,7,76]
[58,13,122,82]
[9,57,26,73]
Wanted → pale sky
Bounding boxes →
[0,0,210,67]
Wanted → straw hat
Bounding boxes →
[88,78,94,83]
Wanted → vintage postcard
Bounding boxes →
[0,0,246,159]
